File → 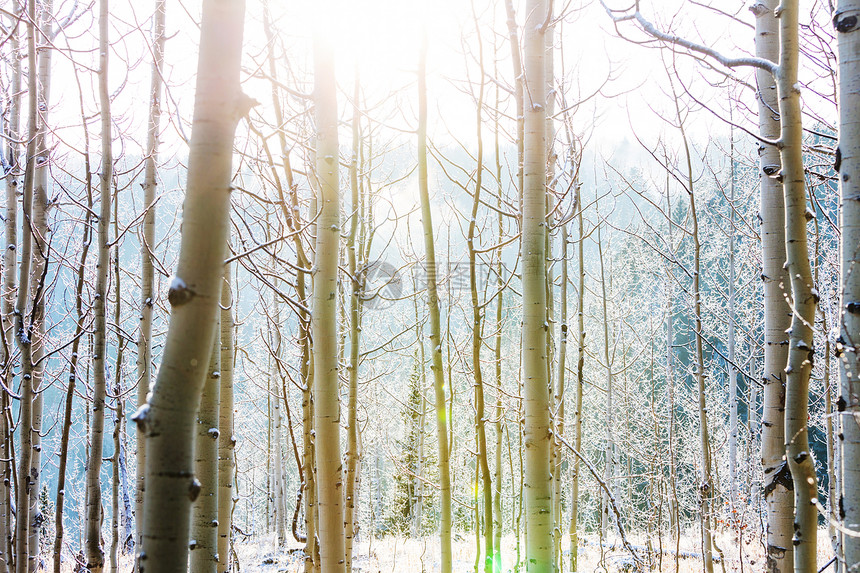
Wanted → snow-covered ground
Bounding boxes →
[73,530,836,572]
[232,530,838,572]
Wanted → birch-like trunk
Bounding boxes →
[673,78,715,573]
[84,0,113,567]
[776,2,819,569]
[217,261,235,573]
[466,23,494,572]
[109,202,125,573]
[727,126,738,533]
[27,3,54,566]
[271,291,286,545]
[522,1,553,570]
[0,5,21,568]
[136,0,166,551]
[553,222,567,572]
[569,177,585,573]
[835,2,860,571]
[14,0,39,569]
[190,324,221,573]
[136,0,248,568]
[312,5,346,569]
[344,71,363,570]
[597,223,613,544]
[750,3,795,570]
[417,33,453,573]
[492,87,505,573]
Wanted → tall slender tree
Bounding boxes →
[776,3,819,568]
[217,261,235,573]
[417,30,453,573]
[14,0,39,570]
[521,0,553,571]
[0,4,21,568]
[752,1,795,570]
[84,0,114,567]
[466,12,494,571]
[835,3,860,571]
[312,3,346,570]
[136,0,249,568]
[136,0,166,551]
[344,69,363,571]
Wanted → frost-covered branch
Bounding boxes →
[600,0,779,75]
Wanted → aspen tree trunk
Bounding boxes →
[53,69,94,573]
[417,33,453,573]
[597,224,613,544]
[266,381,273,532]
[504,0,524,207]
[191,324,221,573]
[673,80,715,573]
[827,0,860,571]
[307,152,321,573]
[136,0,166,551]
[312,5,346,570]
[492,89,504,573]
[306,183,320,573]
[217,262,235,573]
[727,126,738,532]
[271,292,286,545]
[689,175,715,573]
[411,276,426,539]
[110,376,122,573]
[569,178,585,573]
[541,21,562,571]
[522,0,553,570]
[663,177,681,572]
[344,71,362,571]
[110,202,125,573]
[554,222,567,566]
[775,2,818,569]
[0,5,21,567]
[301,365,317,573]
[119,423,134,555]
[750,2,795,570]
[85,0,113,566]
[137,0,248,568]
[14,0,39,568]
[813,219,839,559]
[28,2,53,565]
[466,22,494,572]
[835,2,860,571]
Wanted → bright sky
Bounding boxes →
[40,0,835,189]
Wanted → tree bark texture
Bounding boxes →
[417,32,453,573]
[312,4,346,570]
[522,0,553,571]
[776,2,819,570]
[752,2,795,570]
[217,262,235,573]
[191,325,221,573]
[835,2,860,571]
[136,0,166,553]
[137,0,247,569]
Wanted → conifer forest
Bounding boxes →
[1,0,860,572]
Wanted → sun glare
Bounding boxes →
[327,0,464,96]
